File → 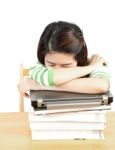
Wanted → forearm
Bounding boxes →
[30,64,95,86]
[43,78,110,94]
[53,65,95,85]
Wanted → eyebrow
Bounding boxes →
[46,60,72,65]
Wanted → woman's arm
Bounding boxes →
[52,66,95,85]
[42,77,110,94]
[43,61,110,94]
[29,62,95,86]
[18,76,110,98]
[30,55,106,86]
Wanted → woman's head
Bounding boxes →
[37,21,88,67]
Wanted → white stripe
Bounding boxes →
[32,67,42,80]
[43,70,49,86]
[29,67,38,77]
[90,72,110,79]
[90,67,110,77]
[36,68,46,85]
[30,67,44,84]
[29,63,42,76]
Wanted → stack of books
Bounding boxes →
[28,110,108,140]
[28,90,113,140]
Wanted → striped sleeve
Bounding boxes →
[89,66,111,83]
[29,62,55,86]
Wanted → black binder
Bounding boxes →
[30,90,113,114]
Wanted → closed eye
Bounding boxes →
[46,60,73,68]
[48,64,56,66]
[61,64,72,68]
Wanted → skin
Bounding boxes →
[45,51,77,69]
[18,52,110,98]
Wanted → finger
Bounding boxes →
[24,93,30,98]
[20,91,29,98]
[102,59,108,66]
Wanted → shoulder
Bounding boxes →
[90,66,111,82]
[90,66,110,75]
[29,61,45,70]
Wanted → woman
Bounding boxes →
[18,21,110,97]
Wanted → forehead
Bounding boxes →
[45,51,76,64]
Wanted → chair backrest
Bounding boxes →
[19,64,29,112]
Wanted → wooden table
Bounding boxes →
[0,112,115,150]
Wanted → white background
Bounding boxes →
[0,0,114,112]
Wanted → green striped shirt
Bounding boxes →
[29,62,110,86]
[89,66,110,83]
[29,62,55,86]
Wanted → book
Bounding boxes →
[29,121,105,130]
[28,111,106,123]
[31,129,104,140]
[33,105,111,115]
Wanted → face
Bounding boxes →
[45,51,77,69]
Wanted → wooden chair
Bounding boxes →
[19,64,29,112]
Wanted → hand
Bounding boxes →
[17,78,42,98]
[89,54,107,69]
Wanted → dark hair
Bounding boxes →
[37,21,88,66]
